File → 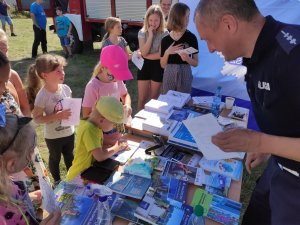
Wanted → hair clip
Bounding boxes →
[0,104,6,128]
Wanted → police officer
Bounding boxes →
[194,0,300,224]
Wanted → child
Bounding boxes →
[137,5,168,110]
[0,51,20,115]
[66,96,128,182]
[55,6,73,58]
[0,0,16,36]
[28,54,74,186]
[0,29,31,116]
[101,16,131,59]
[82,45,132,145]
[0,113,61,225]
[160,2,198,94]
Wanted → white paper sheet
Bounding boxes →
[175,47,198,55]
[183,113,244,160]
[61,98,82,126]
[39,176,58,213]
[132,50,144,70]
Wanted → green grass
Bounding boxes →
[7,18,262,223]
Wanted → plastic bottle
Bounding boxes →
[192,205,205,225]
[211,86,222,118]
[94,185,113,225]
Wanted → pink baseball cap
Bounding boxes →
[100,45,133,81]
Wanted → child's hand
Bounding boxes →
[29,190,42,205]
[56,109,72,120]
[148,26,155,37]
[123,104,132,117]
[117,140,129,152]
[40,210,61,225]
[136,49,142,59]
[179,52,189,62]
[166,42,183,55]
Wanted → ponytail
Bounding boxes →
[26,64,42,110]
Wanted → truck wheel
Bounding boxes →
[70,26,83,54]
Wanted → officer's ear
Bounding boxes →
[221,14,238,34]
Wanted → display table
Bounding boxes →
[112,134,242,225]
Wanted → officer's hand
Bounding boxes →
[212,128,261,152]
[245,152,270,174]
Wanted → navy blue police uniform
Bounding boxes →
[242,16,300,225]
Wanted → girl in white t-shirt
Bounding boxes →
[27,54,74,186]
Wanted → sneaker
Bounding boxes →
[64,53,69,59]
[11,33,17,37]
[69,54,73,59]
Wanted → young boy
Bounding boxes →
[55,6,73,58]
[0,0,16,36]
[66,96,128,181]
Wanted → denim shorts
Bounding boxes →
[0,15,13,26]
[59,36,70,46]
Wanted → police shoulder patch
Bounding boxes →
[276,26,300,54]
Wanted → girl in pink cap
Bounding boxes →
[82,45,133,145]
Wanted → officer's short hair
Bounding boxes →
[195,0,259,29]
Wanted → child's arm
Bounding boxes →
[121,93,132,116]
[92,140,128,161]
[32,106,71,124]
[67,23,72,38]
[138,29,154,57]
[82,107,92,119]
[179,52,198,67]
[124,46,132,60]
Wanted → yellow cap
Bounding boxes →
[95,96,124,124]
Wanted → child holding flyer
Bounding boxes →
[160,2,198,94]
[28,54,74,186]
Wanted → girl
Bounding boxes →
[82,45,132,145]
[0,113,61,225]
[137,5,168,110]
[0,29,31,116]
[160,2,198,94]
[1,52,50,220]
[0,51,20,115]
[101,17,131,59]
[28,54,74,186]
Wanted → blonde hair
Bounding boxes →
[0,114,35,199]
[26,54,66,110]
[103,17,122,40]
[167,2,190,31]
[91,61,104,78]
[142,5,165,33]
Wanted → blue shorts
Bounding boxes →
[0,15,13,26]
[59,36,70,46]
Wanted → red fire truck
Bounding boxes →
[16,0,178,53]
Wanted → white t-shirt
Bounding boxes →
[34,84,75,139]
